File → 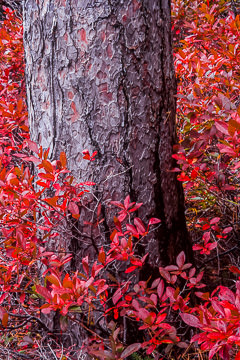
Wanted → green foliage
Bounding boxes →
[131,352,154,360]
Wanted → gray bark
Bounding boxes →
[0,0,22,19]
[23,0,192,267]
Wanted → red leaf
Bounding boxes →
[157,279,164,299]
[46,274,61,288]
[156,312,167,324]
[209,346,219,360]
[166,286,175,299]
[111,201,124,209]
[42,160,54,173]
[112,288,122,305]
[207,242,217,250]
[148,217,161,225]
[151,278,160,289]
[222,227,233,234]
[2,312,8,327]
[45,196,58,207]
[215,121,229,135]
[62,274,73,289]
[38,173,54,181]
[97,203,102,218]
[134,218,146,234]
[60,152,67,168]
[26,139,39,154]
[118,211,127,222]
[219,287,235,304]
[125,266,138,273]
[203,231,211,242]
[36,181,49,188]
[165,265,178,271]
[126,224,139,237]
[138,308,150,321]
[82,149,90,157]
[192,244,202,251]
[229,266,240,275]
[172,153,186,161]
[17,98,23,113]
[61,255,72,265]
[82,256,89,275]
[91,151,97,160]
[229,118,240,131]
[120,343,142,359]
[202,224,210,231]
[146,344,156,355]
[0,294,7,305]
[90,350,113,359]
[128,203,143,212]
[68,201,79,215]
[210,217,220,225]
[217,144,236,156]
[113,216,122,232]
[144,312,156,325]
[150,293,157,306]
[176,251,185,268]
[180,313,201,328]
[132,299,140,310]
[130,257,143,266]
[98,248,106,265]
[124,195,131,209]
[36,285,52,300]
[159,268,171,282]
[211,300,225,316]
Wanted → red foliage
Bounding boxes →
[0,2,240,360]
[172,1,240,231]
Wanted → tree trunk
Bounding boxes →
[0,0,22,19]
[23,0,192,267]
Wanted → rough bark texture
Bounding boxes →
[23,0,192,267]
[0,0,22,19]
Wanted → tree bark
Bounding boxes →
[23,0,193,267]
[0,1,22,19]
